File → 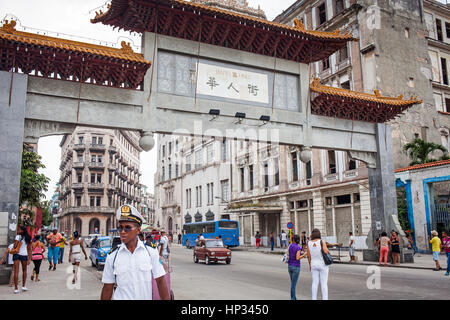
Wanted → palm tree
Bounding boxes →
[403,138,449,166]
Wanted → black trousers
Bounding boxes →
[33,259,42,275]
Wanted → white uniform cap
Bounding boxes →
[116,204,145,226]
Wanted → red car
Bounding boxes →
[193,239,232,265]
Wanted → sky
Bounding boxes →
[0,0,297,201]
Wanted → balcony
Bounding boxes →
[88,183,105,191]
[73,143,86,151]
[73,162,85,169]
[71,183,84,191]
[108,163,117,171]
[343,169,358,179]
[106,184,116,191]
[88,162,105,170]
[108,145,117,153]
[324,173,339,183]
[61,206,115,215]
[89,143,106,152]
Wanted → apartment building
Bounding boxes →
[57,127,143,236]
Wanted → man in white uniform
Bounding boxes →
[100,204,169,300]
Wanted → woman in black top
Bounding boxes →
[391,232,401,265]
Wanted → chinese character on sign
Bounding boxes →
[227,82,239,93]
[207,77,219,90]
[248,84,259,96]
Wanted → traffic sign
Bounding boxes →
[287,222,294,230]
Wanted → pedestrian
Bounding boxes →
[100,204,169,300]
[287,234,306,300]
[58,233,68,264]
[349,231,356,262]
[388,230,395,264]
[159,230,170,261]
[31,235,45,282]
[281,230,288,248]
[255,231,261,248]
[406,232,415,256]
[301,231,307,252]
[391,231,401,265]
[11,226,32,294]
[145,234,155,248]
[378,232,390,266]
[0,242,15,286]
[441,230,450,276]
[270,232,275,251]
[46,228,63,271]
[178,233,182,245]
[306,228,330,300]
[69,231,88,284]
[429,230,442,271]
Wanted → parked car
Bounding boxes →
[90,236,112,271]
[193,239,231,265]
[85,233,101,248]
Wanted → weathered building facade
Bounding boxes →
[57,127,143,236]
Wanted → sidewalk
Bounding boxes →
[231,245,449,271]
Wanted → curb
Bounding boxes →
[231,248,442,271]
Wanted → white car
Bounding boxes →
[84,234,101,248]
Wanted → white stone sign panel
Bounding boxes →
[196,63,269,104]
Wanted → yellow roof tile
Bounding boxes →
[310,78,422,106]
[0,20,150,65]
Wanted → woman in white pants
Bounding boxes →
[307,228,330,300]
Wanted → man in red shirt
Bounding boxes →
[46,228,63,270]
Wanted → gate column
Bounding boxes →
[0,71,27,284]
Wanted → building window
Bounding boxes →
[305,160,312,182]
[441,57,448,85]
[446,22,450,39]
[76,196,81,207]
[221,139,228,161]
[207,144,214,164]
[292,152,298,181]
[77,153,83,162]
[338,45,348,62]
[90,196,95,207]
[195,150,202,169]
[336,194,351,205]
[341,81,350,90]
[436,19,443,41]
[108,196,112,207]
[168,164,172,180]
[348,158,357,171]
[162,145,165,158]
[317,3,327,25]
[96,196,101,207]
[161,166,165,182]
[445,98,450,112]
[186,154,192,172]
[78,136,84,144]
[335,0,344,15]
[274,158,280,186]
[263,162,269,191]
[328,150,336,174]
[240,167,245,192]
[221,180,229,202]
[175,163,179,178]
[77,173,82,183]
[249,165,254,191]
[91,173,95,183]
[169,142,172,155]
[322,57,330,71]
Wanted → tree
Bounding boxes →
[403,138,449,166]
[19,144,50,208]
[40,200,54,227]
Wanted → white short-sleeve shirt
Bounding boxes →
[102,240,166,300]
[160,236,169,257]
[15,235,28,256]
[349,236,355,248]
[281,233,287,241]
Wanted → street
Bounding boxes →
[1,245,449,300]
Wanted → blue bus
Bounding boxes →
[182,220,239,248]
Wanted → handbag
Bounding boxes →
[9,240,22,255]
[282,245,290,264]
[321,240,333,265]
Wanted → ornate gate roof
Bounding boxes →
[91,0,356,63]
[0,20,151,89]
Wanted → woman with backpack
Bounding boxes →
[11,226,32,294]
[287,234,306,300]
[306,228,330,300]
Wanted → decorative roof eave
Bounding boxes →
[91,0,357,63]
[309,78,423,123]
[0,20,149,64]
[394,159,450,173]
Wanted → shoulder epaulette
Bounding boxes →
[145,242,157,249]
